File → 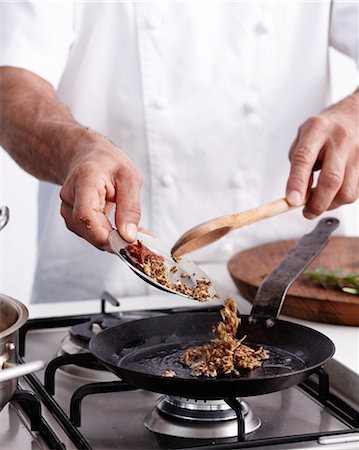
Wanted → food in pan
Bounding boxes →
[121,240,213,301]
[182,298,269,377]
[162,369,177,377]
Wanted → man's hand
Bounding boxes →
[60,137,142,250]
[286,90,359,218]
[0,67,142,250]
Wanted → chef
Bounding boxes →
[0,2,358,302]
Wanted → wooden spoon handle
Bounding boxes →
[229,198,301,230]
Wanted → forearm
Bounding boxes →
[0,67,143,247]
[0,67,97,184]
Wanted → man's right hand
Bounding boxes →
[0,67,142,250]
[60,135,143,250]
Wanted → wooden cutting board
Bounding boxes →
[227,237,359,326]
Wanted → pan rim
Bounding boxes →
[109,355,334,385]
[89,311,335,384]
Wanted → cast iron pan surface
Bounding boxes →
[90,311,335,399]
[91,218,338,399]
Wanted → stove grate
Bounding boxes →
[11,388,66,450]
[70,380,137,427]
[15,293,359,450]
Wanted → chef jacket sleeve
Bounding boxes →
[0,2,74,89]
[330,1,359,65]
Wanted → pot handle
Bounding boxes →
[250,217,339,325]
[0,360,45,383]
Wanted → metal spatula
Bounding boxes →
[108,230,216,301]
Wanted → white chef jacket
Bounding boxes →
[1,2,358,302]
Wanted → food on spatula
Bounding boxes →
[182,298,269,377]
[121,240,213,301]
[172,277,212,302]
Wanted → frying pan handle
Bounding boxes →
[250,217,339,325]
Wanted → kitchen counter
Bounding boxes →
[28,262,359,375]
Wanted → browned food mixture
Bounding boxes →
[172,277,212,302]
[122,241,212,301]
[143,255,170,287]
[80,216,92,230]
[162,369,177,377]
[181,298,269,377]
[192,278,212,302]
[121,240,170,288]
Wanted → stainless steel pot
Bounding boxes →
[0,206,44,410]
[0,294,44,410]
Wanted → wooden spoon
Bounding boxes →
[171,197,304,257]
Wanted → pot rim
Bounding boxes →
[0,295,28,340]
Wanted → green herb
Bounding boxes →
[303,268,359,295]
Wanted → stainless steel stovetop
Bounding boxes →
[1,299,359,450]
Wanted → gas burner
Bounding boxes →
[58,310,166,378]
[61,310,165,354]
[144,395,261,439]
[70,311,165,347]
[56,356,119,383]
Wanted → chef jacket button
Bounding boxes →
[152,98,167,110]
[243,99,259,115]
[160,173,175,187]
[230,173,243,189]
[255,21,270,34]
[221,243,234,257]
[147,17,163,30]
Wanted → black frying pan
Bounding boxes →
[90,218,338,399]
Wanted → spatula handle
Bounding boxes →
[230,198,298,230]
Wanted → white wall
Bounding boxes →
[0,151,38,303]
[0,48,358,305]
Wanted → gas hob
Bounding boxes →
[1,293,359,450]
